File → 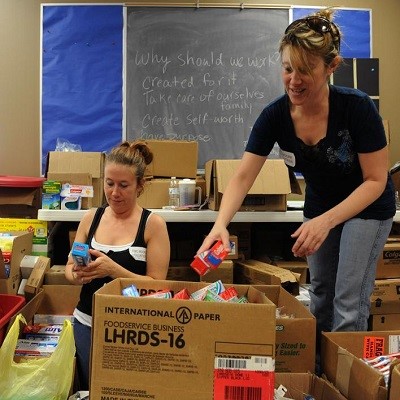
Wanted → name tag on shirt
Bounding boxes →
[129,247,146,262]
[279,149,296,167]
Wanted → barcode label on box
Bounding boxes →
[213,355,274,400]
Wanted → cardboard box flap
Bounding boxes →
[321,331,397,400]
[7,289,44,333]
[236,259,300,284]
[46,151,104,178]
[37,285,81,315]
[275,373,347,400]
[335,346,386,400]
[215,159,292,195]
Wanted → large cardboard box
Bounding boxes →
[234,259,301,295]
[205,159,301,211]
[138,178,170,209]
[0,231,33,294]
[145,139,198,178]
[90,278,276,399]
[46,172,93,209]
[275,373,347,400]
[376,238,400,279]
[46,151,105,207]
[258,285,316,373]
[321,330,400,400]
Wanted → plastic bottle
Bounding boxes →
[168,177,180,208]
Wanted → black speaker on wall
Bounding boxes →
[332,58,379,110]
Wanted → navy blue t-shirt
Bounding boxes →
[246,85,395,220]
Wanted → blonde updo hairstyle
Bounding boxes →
[279,8,342,79]
[106,140,153,197]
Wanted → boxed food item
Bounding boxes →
[90,278,276,399]
[0,231,33,294]
[321,330,400,400]
[205,159,301,211]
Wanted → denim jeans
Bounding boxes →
[73,318,92,391]
[306,217,393,371]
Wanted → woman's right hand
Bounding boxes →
[196,224,231,255]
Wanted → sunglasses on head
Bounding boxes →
[285,16,340,51]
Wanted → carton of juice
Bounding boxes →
[190,240,232,276]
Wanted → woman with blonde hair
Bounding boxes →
[198,8,395,372]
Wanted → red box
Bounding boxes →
[0,294,26,345]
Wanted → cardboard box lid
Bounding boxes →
[206,159,301,196]
[46,151,105,178]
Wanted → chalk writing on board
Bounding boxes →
[127,8,288,167]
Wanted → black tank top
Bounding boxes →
[76,205,151,316]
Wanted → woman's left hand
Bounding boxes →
[73,249,115,283]
[291,215,332,258]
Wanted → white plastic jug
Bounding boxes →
[178,179,202,207]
